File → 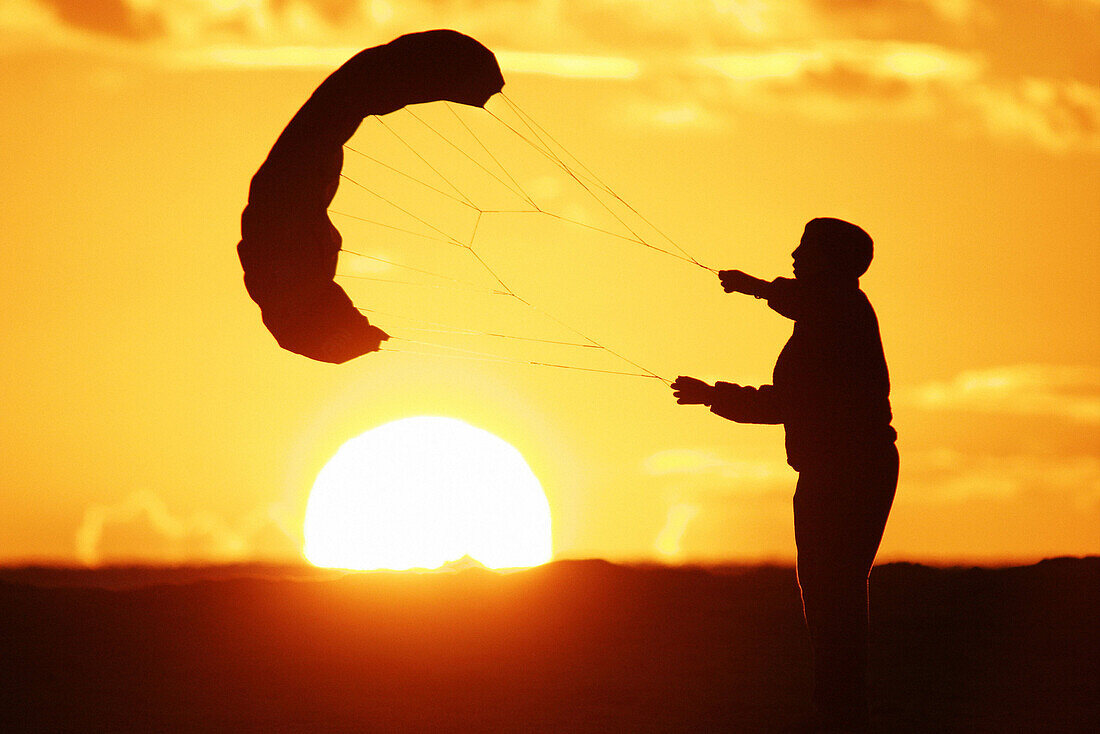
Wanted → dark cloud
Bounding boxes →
[798,62,921,100]
[38,0,164,41]
[808,0,971,31]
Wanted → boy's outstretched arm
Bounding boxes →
[720,270,806,321]
[718,270,771,298]
[672,376,782,424]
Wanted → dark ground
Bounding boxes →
[1,558,1097,733]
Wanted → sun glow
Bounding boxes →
[303,417,553,570]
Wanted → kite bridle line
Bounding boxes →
[330,92,717,385]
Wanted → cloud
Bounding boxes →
[640,450,791,558]
[691,40,1100,150]
[644,448,790,483]
[152,45,643,80]
[902,449,1100,506]
[0,0,369,56]
[161,43,362,69]
[75,490,294,566]
[644,449,725,474]
[495,49,640,80]
[3,0,649,79]
[901,364,1100,423]
[4,0,1097,149]
[644,101,722,129]
[653,501,700,559]
[698,40,984,83]
[970,77,1100,152]
[689,40,981,124]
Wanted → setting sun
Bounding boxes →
[302,417,553,570]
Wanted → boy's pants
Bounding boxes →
[794,445,899,730]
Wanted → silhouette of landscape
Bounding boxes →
[2,558,1097,732]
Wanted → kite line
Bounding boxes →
[329,93,717,384]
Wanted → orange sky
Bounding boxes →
[1,0,1097,566]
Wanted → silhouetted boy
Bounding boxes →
[672,218,898,732]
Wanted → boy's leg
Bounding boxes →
[794,448,898,730]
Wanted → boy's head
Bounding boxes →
[793,218,873,281]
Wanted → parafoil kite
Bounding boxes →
[238,30,505,364]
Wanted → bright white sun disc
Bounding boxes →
[303,417,553,570]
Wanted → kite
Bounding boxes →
[238,29,717,381]
[238,30,504,364]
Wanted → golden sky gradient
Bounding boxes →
[1,0,1097,566]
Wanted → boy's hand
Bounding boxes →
[719,269,758,295]
[672,376,713,405]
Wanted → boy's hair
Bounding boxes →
[805,218,874,277]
